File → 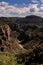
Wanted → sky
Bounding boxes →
[0,0,43,17]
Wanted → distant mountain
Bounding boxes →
[0,15,43,24]
[25,15,42,18]
[25,15,43,23]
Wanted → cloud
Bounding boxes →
[32,0,39,3]
[40,0,43,3]
[0,1,9,6]
[39,6,43,12]
[0,1,43,17]
[40,4,43,7]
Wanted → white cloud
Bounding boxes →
[0,1,43,17]
[32,0,39,3]
[14,3,18,6]
[0,1,9,6]
[39,6,43,12]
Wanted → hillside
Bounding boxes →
[0,15,43,23]
[0,15,43,65]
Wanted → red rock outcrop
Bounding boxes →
[5,25,11,41]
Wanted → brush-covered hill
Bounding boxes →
[0,15,43,23]
[0,15,43,65]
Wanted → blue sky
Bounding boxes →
[0,0,42,4]
[0,0,30,5]
[0,0,43,17]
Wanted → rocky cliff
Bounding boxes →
[0,24,25,53]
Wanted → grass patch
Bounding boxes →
[0,53,25,65]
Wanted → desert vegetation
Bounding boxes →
[0,15,43,65]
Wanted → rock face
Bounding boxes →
[5,25,11,41]
[0,24,25,52]
[0,24,11,52]
[0,25,11,41]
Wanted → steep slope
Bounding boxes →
[0,23,26,53]
[0,15,43,65]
